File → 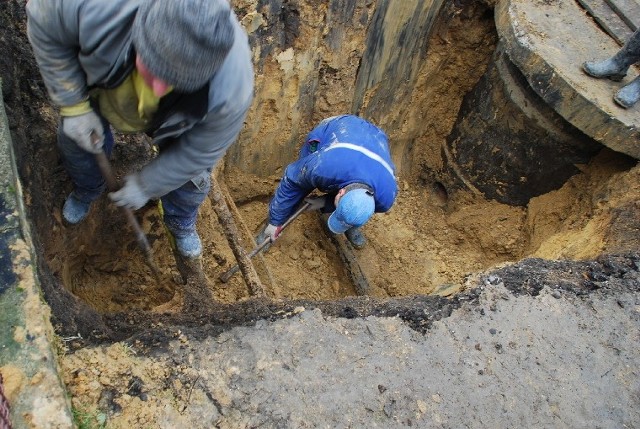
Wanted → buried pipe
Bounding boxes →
[317,213,370,296]
[443,43,601,206]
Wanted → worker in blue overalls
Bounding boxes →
[257,115,398,249]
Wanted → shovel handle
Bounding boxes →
[94,152,145,245]
[218,237,271,282]
[94,150,161,281]
[219,201,312,282]
[94,151,118,191]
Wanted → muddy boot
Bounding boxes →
[583,58,629,81]
[174,230,202,258]
[62,192,91,224]
[614,75,640,108]
[583,28,640,81]
[170,233,211,297]
[345,227,366,249]
[170,248,212,310]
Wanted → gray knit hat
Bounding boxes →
[132,0,235,92]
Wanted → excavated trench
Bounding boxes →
[1,0,639,352]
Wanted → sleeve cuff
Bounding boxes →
[59,100,92,117]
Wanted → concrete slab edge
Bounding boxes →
[495,0,640,160]
[0,78,73,428]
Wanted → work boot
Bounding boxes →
[345,227,366,249]
[583,57,629,81]
[174,231,202,258]
[62,192,91,224]
[614,75,640,108]
[582,28,640,81]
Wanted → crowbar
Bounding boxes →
[93,141,162,283]
[219,201,312,282]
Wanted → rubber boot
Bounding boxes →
[62,192,91,224]
[174,230,202,258]
[345,227,366,249]
[614,75,640,108]
[582,28,640,81]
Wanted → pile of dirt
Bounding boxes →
[57,254,640,428]
[1,0,639,426]
[1,0,638,341]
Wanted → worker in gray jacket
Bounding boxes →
[26,0,254,258]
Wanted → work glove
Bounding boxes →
[304,195,328,211]
[62,110,105,154]
[256,223,282,244]
[109,174,149,210]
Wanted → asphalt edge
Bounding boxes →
[0,78,73,428]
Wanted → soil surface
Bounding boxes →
[58,259,640,428]
[1,0,639,427]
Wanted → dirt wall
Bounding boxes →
[228,0,497,179]
[1,3,640,427]
[2,0,638,342]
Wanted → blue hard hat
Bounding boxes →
[327,188,375,234]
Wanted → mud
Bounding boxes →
[1,0,639,427]
[0,0,516,341]
[58,254,640,429]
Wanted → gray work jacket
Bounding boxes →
[26,0,254,199]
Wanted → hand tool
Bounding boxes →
[91,134,162,283]
[219,200,312,282]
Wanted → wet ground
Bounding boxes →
[59,254,640,428]
[1,0,639,427]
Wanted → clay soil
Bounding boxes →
[1,0,640,427]
[0,0,529,323]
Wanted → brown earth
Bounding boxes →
[1,0,639,427]
[2,0,511,320]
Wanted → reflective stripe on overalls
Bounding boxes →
[323,143,396,181]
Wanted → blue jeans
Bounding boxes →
[160,169,210,237]
[57,117,207,236]
[56,116,115,203]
